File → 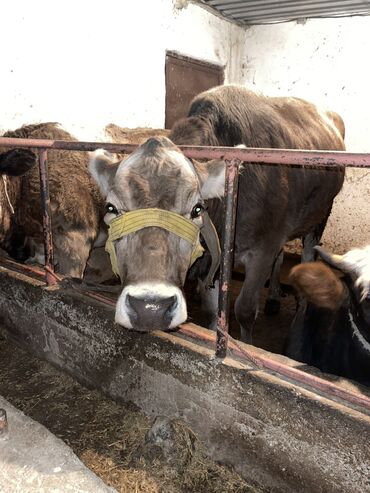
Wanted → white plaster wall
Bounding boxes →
[242,17,370,253]
[0,0,246,141]
[1,5,368,252]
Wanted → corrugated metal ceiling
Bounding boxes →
[200,0,370,24]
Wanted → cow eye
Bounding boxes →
[106,203,118,215]
[191,203,204,219]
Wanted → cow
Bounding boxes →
[285,245,370,385]
[170,85,345,340]
[89,90,343,337]
[0,123,104,278]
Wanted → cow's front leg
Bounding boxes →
[302,211,331,263]
[235,249,278,343]
[264,249,284,315]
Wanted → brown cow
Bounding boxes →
[169,85,346,340]
[104,124,170,145]
[0,123,104,278]
[89,85,345,339]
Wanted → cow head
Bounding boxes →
[290,245,370,327]
[89,137,224,332]
[315,245,370,326]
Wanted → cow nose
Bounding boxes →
[126,294,177,331]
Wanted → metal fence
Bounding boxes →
[0,136,370,411]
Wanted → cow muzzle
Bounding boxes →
[115,283,187,332]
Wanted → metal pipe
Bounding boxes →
[1,137,370,168]
[216,159,241,358]
[179,323,370,412]
[38,149,56,286]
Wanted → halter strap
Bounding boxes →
[106,208,204,277]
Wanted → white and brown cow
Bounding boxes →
[286,245,370,385]
[90,85,345,339]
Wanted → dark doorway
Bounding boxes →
[165,51,224,129]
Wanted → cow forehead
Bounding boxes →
[116,141,196,181]
[110,139,200,210]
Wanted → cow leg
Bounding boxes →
[54,229,94,278]
[236,249,278,343]
[302,212,331,263]
[284,299,308,361]
[264,249,284,316]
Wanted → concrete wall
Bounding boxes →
[0,266,370,492]
[242,16,370,253]
[0,0,245,141]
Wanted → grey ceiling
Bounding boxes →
[200,0,370,24]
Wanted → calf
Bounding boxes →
[0,123,104,278]
[286,245,370,385]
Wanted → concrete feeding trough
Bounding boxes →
[0,262,369,493]
[0,138,369,491]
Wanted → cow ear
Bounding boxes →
[0,148,36,176]
[193,159,226,199]
[89,149,120,198]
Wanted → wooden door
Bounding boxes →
[165,51,224,129]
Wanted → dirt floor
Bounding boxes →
[0,333,263,493]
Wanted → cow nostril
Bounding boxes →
[126,294,177,318]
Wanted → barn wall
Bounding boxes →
[0,0,246,140]
[242,17,370,253]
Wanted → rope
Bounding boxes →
[2,176,15,215]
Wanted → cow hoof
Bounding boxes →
[264,299,281,316]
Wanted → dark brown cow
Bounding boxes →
[89,85,345,337]
[0,123,104,277]
[169,85,345,340]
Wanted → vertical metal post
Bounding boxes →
[215,159,241,358]
[38,149,56,286]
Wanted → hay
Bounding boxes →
[0,333,262,492]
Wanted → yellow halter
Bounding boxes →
[105,208,204,277]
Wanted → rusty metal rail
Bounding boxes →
[1,136,370,167]
[216,159,241,358]
[1,135,370,414]
[38,149,57,286]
